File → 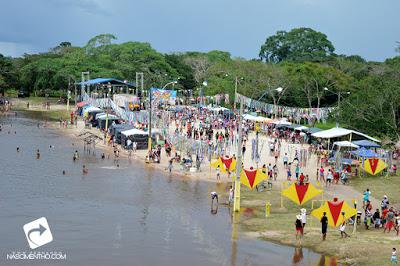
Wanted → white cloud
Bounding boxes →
[0,42,36,57]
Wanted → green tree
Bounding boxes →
[85,34,117,55]
[259,28,335,63]
[0,54,17,95]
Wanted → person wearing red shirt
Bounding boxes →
[299,173,305,185]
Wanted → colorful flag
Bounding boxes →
[311,199,357,227]
[281,183,323,205]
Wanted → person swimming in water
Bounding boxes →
[17,147,20,152]
[73,150,79,161]
[36,149,40,159]
[62,170,66,175]
[82,165,88,174]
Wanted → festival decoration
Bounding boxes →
[211,155,236,173]
[240,167,268,189]
[363,158,386,175]
[281,183,323,205]
[311,198,357,227]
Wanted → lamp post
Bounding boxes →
[275,87,283,118]
[200,81,207,106]
[81,71,90,99]
[233,97,244,212]
[162,81,178,89]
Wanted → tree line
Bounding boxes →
[0,28,399,139]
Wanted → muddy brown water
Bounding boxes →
[0,115,337,266]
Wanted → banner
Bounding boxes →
[151,88,177,105]
[235,93,334,122]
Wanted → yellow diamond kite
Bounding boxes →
[311,198,357,227]
[281,183,323,205]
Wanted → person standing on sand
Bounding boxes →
[363,188,371,207]
[300,208,307,234]
[295,215,303,240]
[321,212,328,240]
[392,248,398,264]
[168,159,173,173]
[339,212,350,238]
[283,153,288,168]
[228,186,234,205]
[216,165,221,181]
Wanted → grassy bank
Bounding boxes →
[9,97,71,121]
[350,174,400,205]
[233,183,398,265]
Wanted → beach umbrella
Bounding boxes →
[311,198,357,227]
[281,183,323,205]
[363,158,386,175]
[240,167,267,189]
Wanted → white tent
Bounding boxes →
[243,114,257,121]
[97,114,119,120]
[95,112,106,119]
[84,106,102,116]
[121,128,148,137]
[272,119,292,126]
[311,127,380,143]
[333,141,359,149]
[295,125,309,131]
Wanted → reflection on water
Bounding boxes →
[0,116,336,266]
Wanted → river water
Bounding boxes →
[0,116,334,266]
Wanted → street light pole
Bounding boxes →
[162,81,178,89]
[234,76,238,111]
[233,97,243,212]
[148,89,152,153]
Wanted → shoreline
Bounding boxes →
[9,104,400,266]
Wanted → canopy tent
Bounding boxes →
[76,101,88,108]
[294,125,309,131]
[96,114,119,120]
[83,106,102,118]
[120,128,149,150]
[304,127,322,134]
[95,112,106,119]
[333,141,359,149]
[350,147,380,158]
[242,114,272,123]
[352,140,380,148]
[272,119,292,126]
[311,127,380,143]
[121,128,148,137]
[243,114,258,121]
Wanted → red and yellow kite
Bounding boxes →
[364,158,386,175]
[240,167,267,189]
[311,198,357,227]
[281,183,323,205]
[211,155,236,173]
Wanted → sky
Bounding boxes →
[0,0,399,61]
